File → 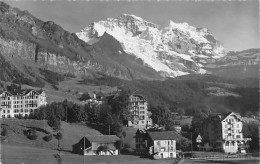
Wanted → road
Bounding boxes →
[182,158,259,164]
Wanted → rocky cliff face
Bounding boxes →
[204,48,259,78]
[210,48,260,67]
[77,14,226,77]
[0,2,143,82]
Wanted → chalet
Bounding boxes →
[72,135,120,155]
[135,130,182,159]
[200,112,251,153]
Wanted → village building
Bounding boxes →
[72,135,120,155]
[128,94,152,129]
[81,91,105,106]
[200,112,251,154]
[90,91,105,105]
[135,130,182,159]
[0,89,47,118]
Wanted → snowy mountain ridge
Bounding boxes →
[76,14,226,77]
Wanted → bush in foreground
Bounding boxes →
[24,128,38,140]
[43,134,53,142]
[1,128,7,136]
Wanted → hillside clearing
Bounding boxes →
[1,119,101,151]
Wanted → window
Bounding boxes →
[160,147,165,151]
[7,110,10,113]
[157,141,160,146]
[225,124,228,128]
[236,135,240,139]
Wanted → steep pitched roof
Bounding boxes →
[220,112,242,122]
[96,91,105,98]
[84,135,119,143]
[206,112,243,123]
[196,134,202,140]
[147,131,182,141]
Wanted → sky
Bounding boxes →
[5,0,259,51]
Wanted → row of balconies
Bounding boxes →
[0,96,41,101]
[13,109,37,113]
[153,146,176,152]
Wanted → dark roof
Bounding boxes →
[1,89,44,96]
[96,91,105,98]
[147,131,182,141]
[206,112,242,123]
[220,112,242,122]
[84,135,119,143]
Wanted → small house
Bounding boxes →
[72,135,120,155]
[136,130,182,159]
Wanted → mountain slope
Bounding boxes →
[206,48,259,78]
[77,14,226,77]
[0,2,163,82]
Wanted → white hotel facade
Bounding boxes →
[201,112,251,154]
[0,89,47,118]
[128,94,153,129]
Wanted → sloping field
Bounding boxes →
[1,119,101,151]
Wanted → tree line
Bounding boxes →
[30,90,131,137]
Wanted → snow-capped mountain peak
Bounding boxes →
[76,14,226,78]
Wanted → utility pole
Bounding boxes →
[43,107,46,130]
[109,124,110,136]
[191,132,193,158]
[83,137,85,164]
[65,106,67,122]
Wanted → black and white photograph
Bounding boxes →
[0,0,259,163]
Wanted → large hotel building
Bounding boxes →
[128,94,153,129]
[0,89,47,118]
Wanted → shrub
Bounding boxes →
[1,128,7,136]
[64,73,76,78]
[17,114,23,119]
[52,84,59,90]
[24,114,29,119]
[55,132,63,140]
[43,134,53,142]
[25,128,38,140]
[123,143,131,149]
